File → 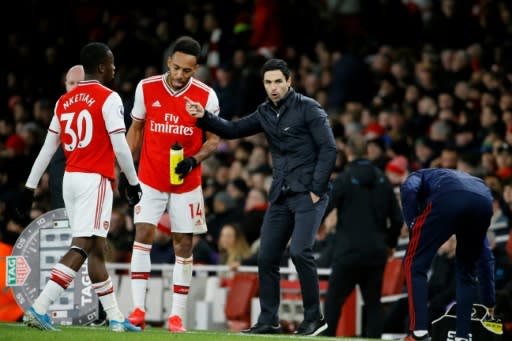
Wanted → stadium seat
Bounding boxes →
[279,278,329,300]
[381,257,406,296]
[336,289,357,336]
[224,273,259,331]
[280,279,302,300]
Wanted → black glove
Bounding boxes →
[175,157,197,179]
[14,187,34,225]
[125,183,142,206]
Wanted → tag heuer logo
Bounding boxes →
[6,256,31,286]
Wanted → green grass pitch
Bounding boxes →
[0,322,387,341]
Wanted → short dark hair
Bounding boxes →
[171,36,201,60]
[260,59,290,80]
[80,42,111,74]
[346,134,367,158]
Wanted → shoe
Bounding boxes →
[294,315,328,336]
[400,333,431,341]
[23,306,59,331]
[168,315,186,332]
[127,307,146,330]
[109,318,142,332]
[241,322,282,334]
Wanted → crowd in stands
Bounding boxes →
[5,0,512,335]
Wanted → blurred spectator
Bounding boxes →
[411,137,436,170]
[217,223,252,272]
[226,177,249,217]
[495,142,512,180]
[205,191,243,249]
[489,196,509,257]
[424,0,481,50]
[366,137,389,171]
[385,155,409,187]
[64,65,85,92]
[192,235,218,265]
[0,117,25,159]
[327,50,372,112]
[438,145,459,169]
[107,208,134,263]
[150,214,175,265]
[212,63,242,119]
[250,0,282,58]
[239,188,268,246]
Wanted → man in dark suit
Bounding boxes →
[185,58,336,336]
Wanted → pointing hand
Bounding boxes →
[185,96,205,118]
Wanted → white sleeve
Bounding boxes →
[110,133,139,185]
[130,80,146,121]
[102,92,126,134]
[48,110,61,134]
[25,131,61,189]
[205,89,220,116]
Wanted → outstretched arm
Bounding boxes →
[185,96,262,139]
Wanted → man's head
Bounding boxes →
[439,146,458,169]
[80,42,115,84]
[260,59,291,105]
[65,65,85,92]
[345,133,367,160]
[167,36,201,90]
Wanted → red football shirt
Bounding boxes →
[131,75,219,193]
[50,80,126,180]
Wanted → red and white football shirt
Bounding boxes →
[50,80,126,180]
[131,74,219,193]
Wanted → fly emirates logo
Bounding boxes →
[149,113,193,136]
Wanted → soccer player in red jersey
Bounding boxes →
[125,36,221,332]
[21,42,142,332]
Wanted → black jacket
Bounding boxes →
[197,89,337,203]
[326,159,403,265]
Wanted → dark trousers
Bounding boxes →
[257,192,328,325]
[324,263,385,337]
[404,192,492,338]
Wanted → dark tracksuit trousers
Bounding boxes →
[257,192,328,325]
[404,191,493,338]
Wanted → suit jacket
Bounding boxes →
[197,89,337,203]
